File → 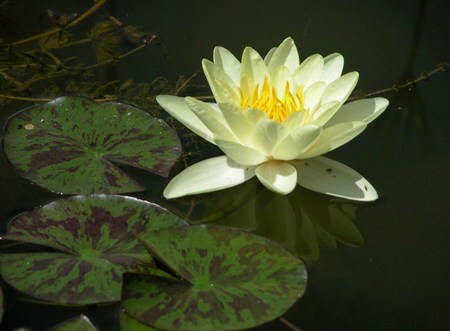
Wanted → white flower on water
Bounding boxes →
[157,37,388,201]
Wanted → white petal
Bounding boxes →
[321,53,344,84]
[267,37,300,74]
[156,95,214,144]
[300,121,366,158]
[241,46,269,87]
[213,46,241,86]
[272,125,322,160]
[251,118,289,155]
[309,101,341,126]
[326,97,389,126]
[321,71,359,105]
[303,81,326,111]
[202,59,239,103]
[185,97,236,141]
[271,65,292,96]
[264,47,277,65]
[217,102,252,144]
[255,161,298,195]
[282,110,307,129]
[293,156,378,201]
[214,139,268,166]
[293,54,324,89]
[164,156,256,199]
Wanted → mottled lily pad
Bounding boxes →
[0,195,186,304]
[123,225,306,331]
[49,315,98,331]
[3,96,181,194]
[120,311,159,331]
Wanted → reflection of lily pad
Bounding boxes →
[3,96,181,194]
[49,315,98,331]
[123,225,306,331]
[0,195,186,304]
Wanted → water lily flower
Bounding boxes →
[157,37,389,201]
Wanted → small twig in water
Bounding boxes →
[279,317,303,331]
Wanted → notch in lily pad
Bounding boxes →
[123,225,307,331]
[3,96,182,194]
[0,195,187,305]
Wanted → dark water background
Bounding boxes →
[0,0,449,330]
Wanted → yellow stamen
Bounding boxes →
[239,76,304,123]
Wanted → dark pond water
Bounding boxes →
[0,0,449,330]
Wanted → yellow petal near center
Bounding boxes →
[239,76,304,123]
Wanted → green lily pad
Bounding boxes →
[49,315,98,331]
[0,195,187,305]
[3,96,181,194]
[0,286,3,323]
[123,225,306,331]
[120,311,160,331]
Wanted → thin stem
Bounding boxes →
[175,72,198,96]
[348,62,449,101]
[0,94,117,103]
[6,0,107,47]
[279,317,303,331]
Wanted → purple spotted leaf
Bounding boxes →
[0,195,187,305]
[3,96,181,194]
[49,315,98,331]
[123,225,306,331]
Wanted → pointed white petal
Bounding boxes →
[217,102,252,143]
[293,54,324,89]
[202,59,239,103]
[213,46,241,86]
[241,46,269,87]
[264,47,277,65]
[271,65,292,96]
[255,161,298,195]
[303,81,326,111]
[326,97,389,126]
[251,118,289,155]
[282,110,307,129]
[300,121,366,158]
[164,156,256,199]
[185,97,236,141]
[156,95,214,144]
[321,53,344,84]
[309,101,341,126]
[267,37,300,74]
[272,125,322,160]
[293,156,378,201]
[321,71,359,105]
[215,139,268,166]
[243,107,269,124]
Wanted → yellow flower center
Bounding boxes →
[239,76,304,123]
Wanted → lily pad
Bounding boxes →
[0,195,186,304]
[3,96,181,194]
[120,311,159,331]
[0,286,3,323]
[49,315,98,331]
[123,225,306,331]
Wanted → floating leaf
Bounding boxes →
[123,225,306,331]
[49,315,98,331]
[119,311,159,331]
[0,285,3,323]
[0,195,187,304]
[3,96,181,194]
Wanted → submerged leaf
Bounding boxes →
[3,96,181,194]
[0,195,187,305]
[49,315,98,331]
[0,285,3,323]
[123,225,306,331]
[119,311,159,331]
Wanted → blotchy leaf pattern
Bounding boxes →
[0,195,187,304]
[123,225,306,331]
[3,96,181,194]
